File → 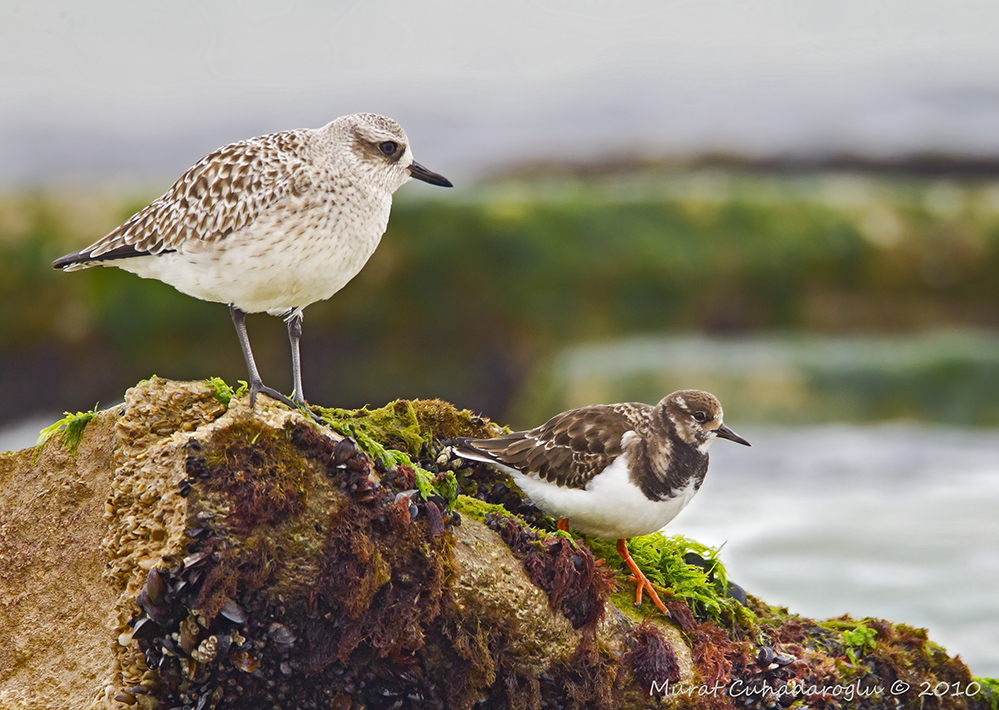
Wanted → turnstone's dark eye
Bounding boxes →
[693,412,707,423]
[378,141,398,156]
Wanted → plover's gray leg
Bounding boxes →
[286,310,306,406]
[229,304,304,413]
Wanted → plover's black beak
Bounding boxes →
[715,424,751,447]
[408,161,453,187]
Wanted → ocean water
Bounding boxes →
[0,415,56,455]
[3,419,996,676]
[5,2,999,187]
[671,423,999,677]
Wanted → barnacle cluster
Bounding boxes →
[116,412,464,709]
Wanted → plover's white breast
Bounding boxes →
[116,173,393,315]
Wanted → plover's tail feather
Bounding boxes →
[53,129,311,273]
[53,243,174,271]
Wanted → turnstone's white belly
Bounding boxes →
[503,454,699,540]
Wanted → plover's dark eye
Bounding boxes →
[378,141,398,156]
[694,412,707,423]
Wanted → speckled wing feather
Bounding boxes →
[54,130,312,269]
[459,403,651,489]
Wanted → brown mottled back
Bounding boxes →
[458,403,652,489]
[73,131,311,264]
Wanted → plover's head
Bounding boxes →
[660,390,751,452]
[325,113,452,193]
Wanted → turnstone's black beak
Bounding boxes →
[408,161,453,187]
[715,424,751,447]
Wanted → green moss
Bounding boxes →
[606,586,657,625]
[839,624,879,665]
[317,399,499,513]
[35,404,100,454]
[205,376,234,405]
[453,494,518,523]
[454,495,560,548]
[317,399,497,458]
[975,677,999,710]
[585,533,745,625]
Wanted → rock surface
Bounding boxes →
[0,400,119,709]
[0,378,990,710]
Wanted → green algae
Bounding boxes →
[454,495,564,553]
[319,399,426,456]
[316,399,498,513]
[975,676,999,710]
[35,404,100,454]
[585,533,745,625]
[317,401,439,508]
[837,623,879,665]
[317,399,497,458]
[454,494,522,524]
[205,376,235,406]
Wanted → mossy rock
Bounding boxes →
[1,378,991,710]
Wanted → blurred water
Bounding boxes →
[0,415,56,455]
[671,423,999,677]
[530,332,999,428]
[3,1,999,186]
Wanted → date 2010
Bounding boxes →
[918,681,982,698]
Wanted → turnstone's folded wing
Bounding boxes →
[456,404,645,489]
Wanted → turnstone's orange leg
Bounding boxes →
[557,518,570,532]
[616,538,669,616]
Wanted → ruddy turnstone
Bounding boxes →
[454,390,750,615]
[53,113,451,413]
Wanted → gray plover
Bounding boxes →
[53,113,451,412]
[454,390,750,615]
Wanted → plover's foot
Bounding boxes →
[249,383,325,424]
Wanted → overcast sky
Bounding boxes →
[3,0,999,186]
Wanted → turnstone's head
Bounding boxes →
[660,390,751,452]
[325,113,452,192]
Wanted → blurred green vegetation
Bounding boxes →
[3,170,999,428]
[519,332,999,427]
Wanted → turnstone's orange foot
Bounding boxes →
[53,113,451,406]
[453,389,751,615]
[617,538,669,615]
